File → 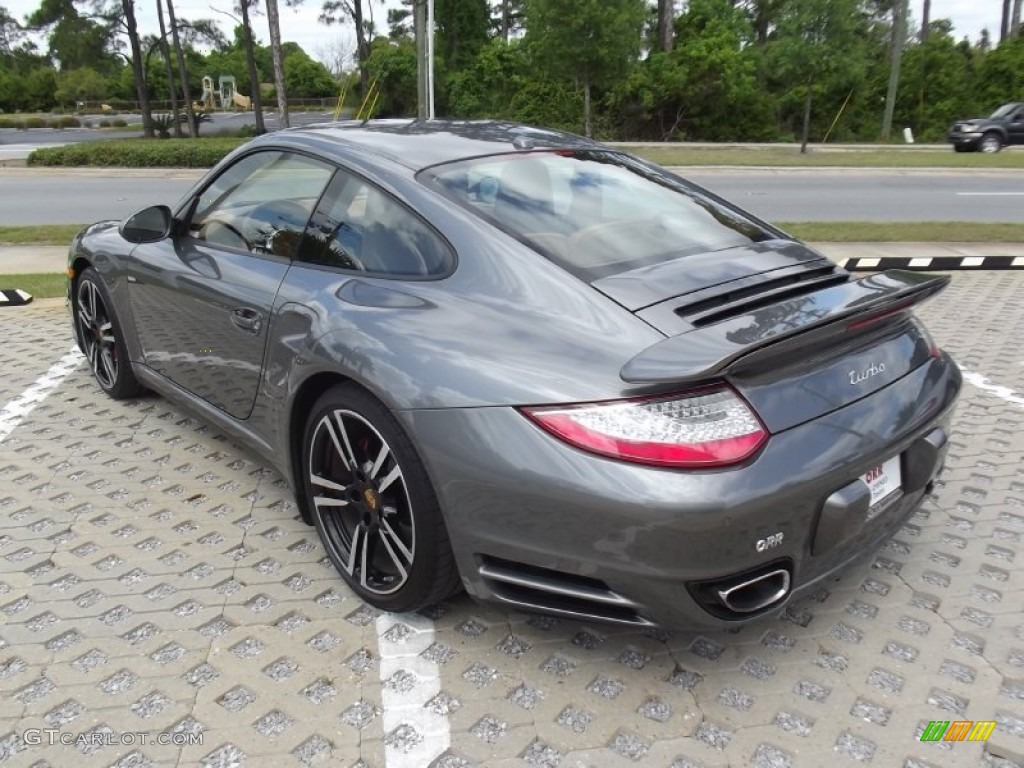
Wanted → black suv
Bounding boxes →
[948,102,1024,152]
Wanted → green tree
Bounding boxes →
[364,36,417,116]
[284,48,337,97]
[491,0,525,40]
[769,0,866,152]
[897,24,975,140]
[26,0,116,72]
[525,0,645,137]
[436,0,490,71]
[0,4,22,54]
[54,66,107,103]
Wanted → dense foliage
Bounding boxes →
[2,0,1024,142]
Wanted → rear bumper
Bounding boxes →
[400,353,961,629]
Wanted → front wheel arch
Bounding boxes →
[288,371,357,524]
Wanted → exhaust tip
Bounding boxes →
[716,568,791,614]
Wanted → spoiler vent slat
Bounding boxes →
[678,266,850,327]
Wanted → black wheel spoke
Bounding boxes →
[369,442,390,479]
[378,519,413,577]
[378,464,402,493]
[331,410,360,470]
[344,524,365,576]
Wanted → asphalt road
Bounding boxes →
[1,166,1021,226]
[683,169,1024,223]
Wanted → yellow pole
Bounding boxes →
[823,90,855,144]
[356,76,379,121]
[333,73,356,120]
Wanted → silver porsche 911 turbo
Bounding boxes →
[67,120,961,628]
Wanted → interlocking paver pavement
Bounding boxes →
[1,276,1023,768]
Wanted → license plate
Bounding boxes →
[861,456,901,519]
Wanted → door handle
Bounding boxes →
[230,307,262,333]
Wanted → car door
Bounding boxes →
[1009,107,1024,145]
[125,149,335,419]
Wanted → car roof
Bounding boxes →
[265,119,602,171]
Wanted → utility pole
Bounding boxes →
[881,0,908,141]
[414,0,435,119]
[415,0,426,118]
[426,0,434,118]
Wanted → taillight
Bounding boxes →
[520,386,767,468]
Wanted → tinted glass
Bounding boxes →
[298,170,454,277]
[990,104,1019,119]
[418,150,775,280]
[189,151,334,258]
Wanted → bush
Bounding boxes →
[111,118,128,127]
[98,119,112,127]
[51,116,81,129]
[235,123,260,137]
[27,137,249,168]
[24,116,47,128]
[0,117,26,129]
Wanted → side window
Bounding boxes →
[300,170,454,277]
[189,151,334,258]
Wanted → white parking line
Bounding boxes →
[955,192,1024,196]
[961,369,1024,408]
[0,345,82,443]
[376,612,449,766]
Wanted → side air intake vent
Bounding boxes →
[477,555,655,627]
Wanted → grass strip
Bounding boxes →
[0,224,85,245]
[0,273,66,298]
[779,221,1024,242]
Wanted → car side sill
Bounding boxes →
[132,363,283,477]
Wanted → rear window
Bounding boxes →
[417,150,775,280]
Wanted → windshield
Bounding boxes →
[990,104,1019,119]
[417,150,777,281]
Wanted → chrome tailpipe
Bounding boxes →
[715,568,791,614]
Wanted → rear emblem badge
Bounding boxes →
[756,532,784,552]
[850,362,886,385]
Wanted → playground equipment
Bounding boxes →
[198,75,250,111]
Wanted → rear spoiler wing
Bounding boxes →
[620,270,950,384]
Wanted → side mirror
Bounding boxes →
[120,204,173,244]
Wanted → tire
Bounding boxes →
[74,267,144,399]
[301,383,462,612]
[953,144,970,153]
[979,133,1003,153]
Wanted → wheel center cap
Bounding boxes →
[362,487,379,512]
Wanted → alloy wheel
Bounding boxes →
[76,278,118,390]
[980,135,1002,153]
[307,408,416,595]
